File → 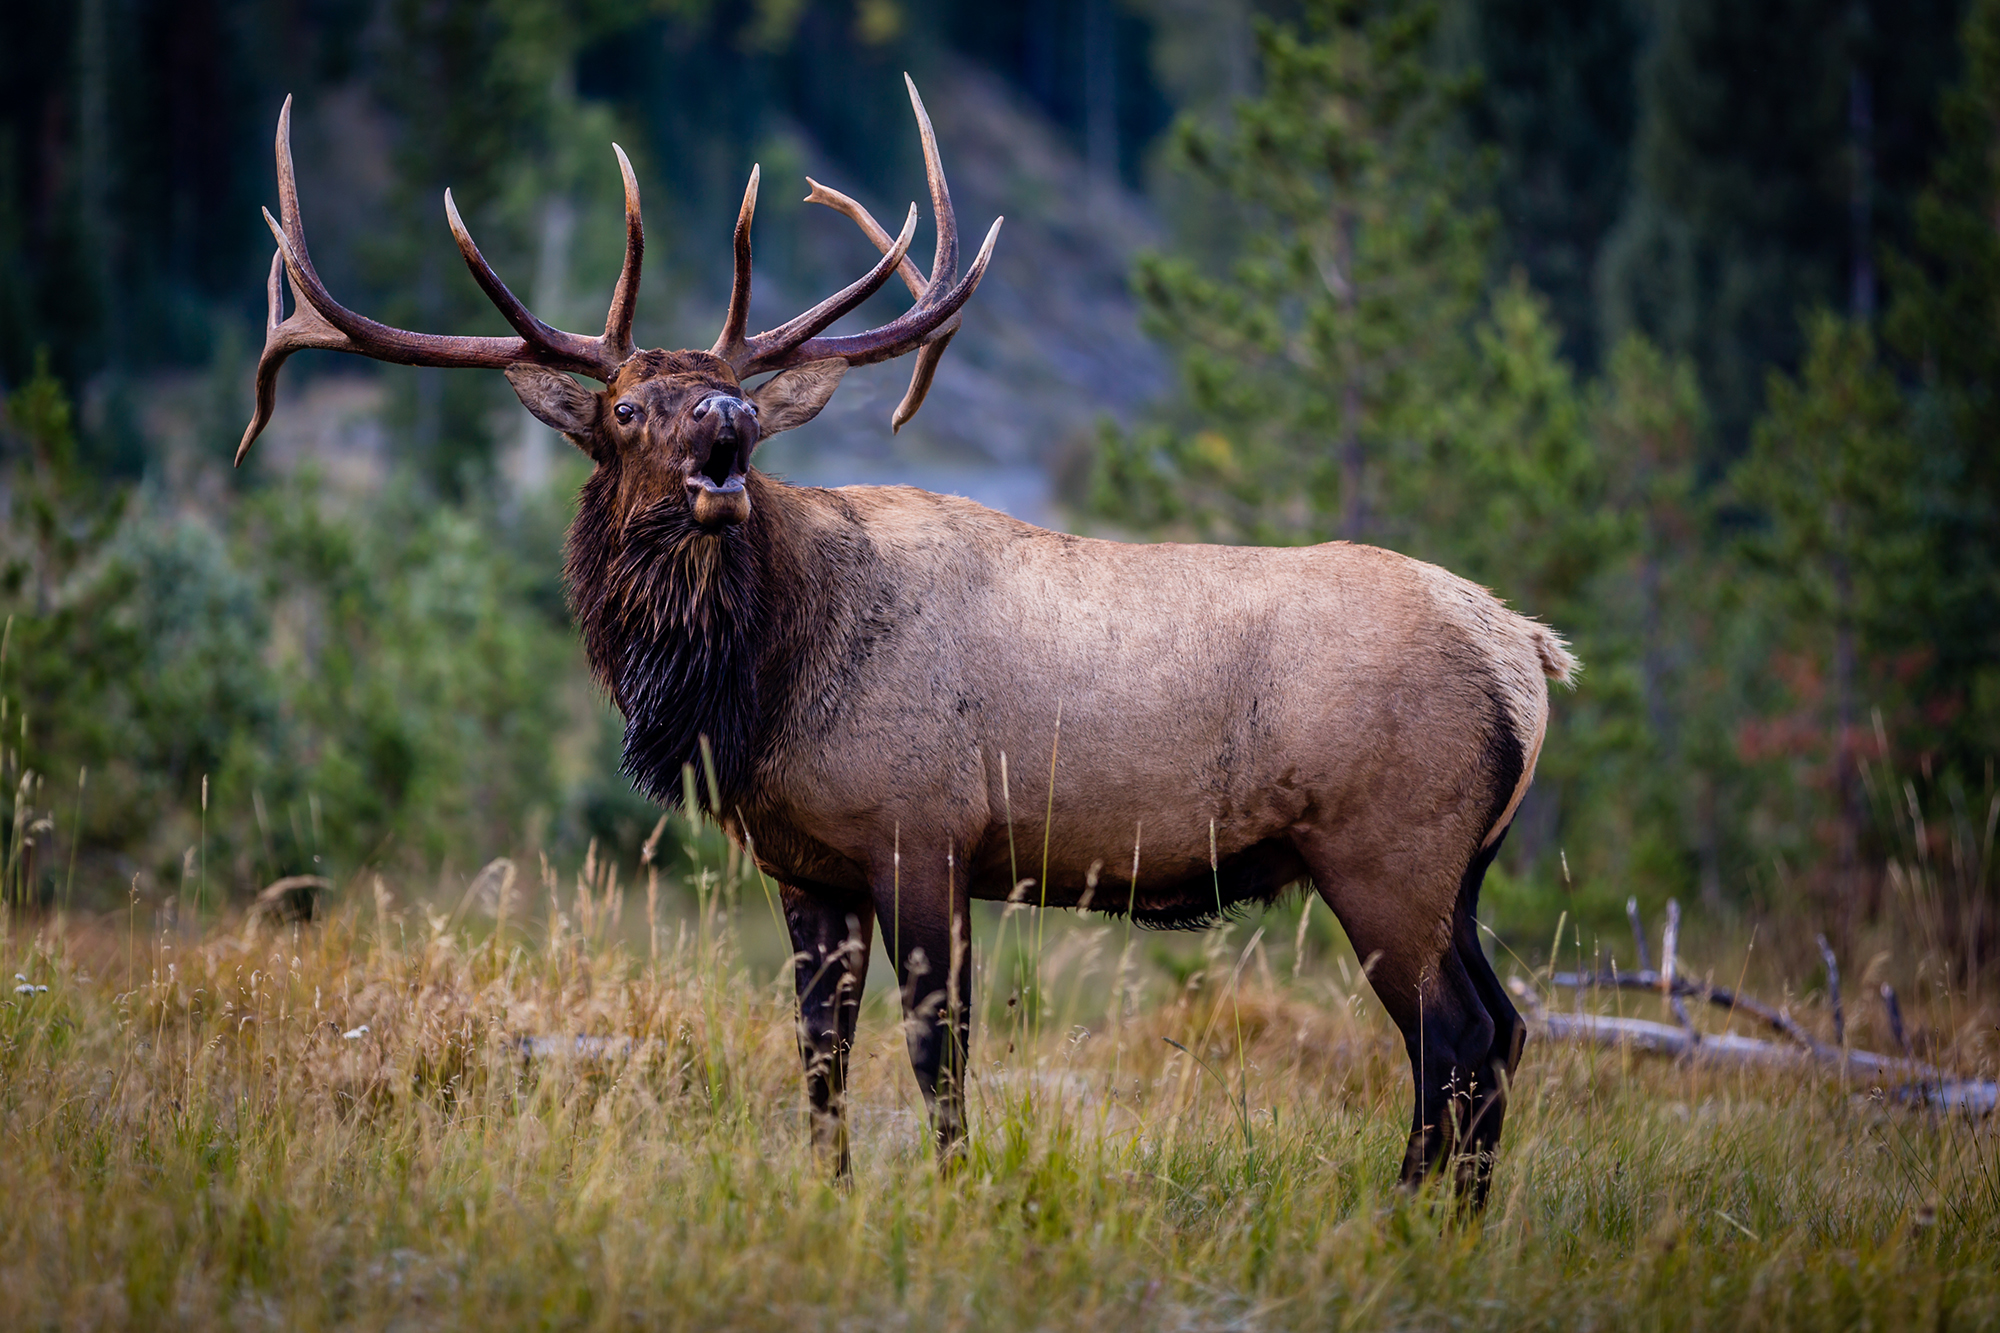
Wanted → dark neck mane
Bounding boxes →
[565,467,768,808]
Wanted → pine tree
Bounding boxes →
[1884,0,2000,765]
[1734,313,1919,923]
[1586,333,1741,901]
[1595,0,1854,451]
[1462,0,1643,370]
[1092,0,1491,545]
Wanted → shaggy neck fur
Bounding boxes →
[565,464,770,808]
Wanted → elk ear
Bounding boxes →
[506,365,602,450]
[748,358,847,438]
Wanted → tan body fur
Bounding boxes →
[743,481,1566,965]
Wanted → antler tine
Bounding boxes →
[444,189,604,368]
[803,176,962,432]
[236,247,331,465]
[803,178,927,298]
[603,144,644,359]
[904,75,959,300]
[787,216,999,371]
[730,204,921,377]
[888,334,955,433]
[710,165,760,363]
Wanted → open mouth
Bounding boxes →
[686,441,751,528]
[695,437,744,490]
[685,396,759,527]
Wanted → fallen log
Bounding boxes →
[1509,979,1997,1116]
[1534,1008,1809,1066]
[510,1034,644,1060]
[1544,967,1832,1057]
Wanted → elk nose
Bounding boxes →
[693,394,756,436]
[692,394,761,475]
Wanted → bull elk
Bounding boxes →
[239,80,1576,1203]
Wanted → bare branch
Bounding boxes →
[1546,967,1832,1057]
[1818,933,1845,1047]
[1625,896,1652,972]
[1512,978,1996,1115]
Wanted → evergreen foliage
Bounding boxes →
[1886,0,2000,764]
[1463,0,1642,369]
[1096,0,1491,545]
[1595,0,1963,452]
[0,358,602,902]
[1726,316,1918,914]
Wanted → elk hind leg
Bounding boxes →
[1304,856,1498,1201]
[1394,943,1497,1199]
[783,883,874,1177]
[1451,834,1525,1206]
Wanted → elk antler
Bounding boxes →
[237,95,646,465]
[710,75,1001,426]
[801,176,958,434]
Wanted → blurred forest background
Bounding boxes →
[0,0,1994,965]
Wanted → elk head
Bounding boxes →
[237,77,1001,536]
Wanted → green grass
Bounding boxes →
[2,860,1997,1331]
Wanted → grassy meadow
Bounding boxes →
[2,836,1997,1333]
[8,1,2000,1326]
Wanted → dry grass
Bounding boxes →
[2,856,1997,1331]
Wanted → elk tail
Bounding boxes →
[1531,623,1580,688]
[1478,617,1574,850]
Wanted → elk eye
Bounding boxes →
[614,402,636,424]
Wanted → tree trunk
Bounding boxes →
[1849,62,1876,320]
[516,194,576,492]
[1830,544,1864,938]
[1084,0,1118,192]
[1697,774,1723,911]
[1336,205,1365,541]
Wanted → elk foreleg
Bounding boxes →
[783,883,874,1177]
[872,853,972,1169]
